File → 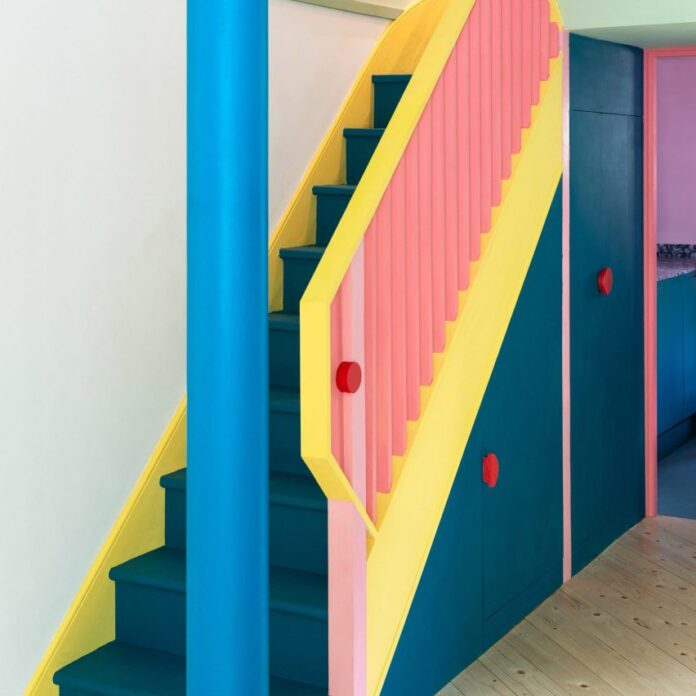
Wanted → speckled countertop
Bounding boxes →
[657,257,696,282]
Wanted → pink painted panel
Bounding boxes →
[364,222,377,520]
[491,0,503,206]
[405,137,422,420]
[532,0,541,106]
[521,0,533,128]
[391,163,408,455]
[511,0,523,153]
[540,0,550,81]
[479,0,492,233]
[418,103,434,384]
[456,27,471,291]
[444,55,460,321]
[501,0,512,180]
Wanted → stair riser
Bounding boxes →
[165,488,186,550]
[270,503,327,575]
[373,79,410,129]
[58,690,98,696]
[282,257,321,314]
[115,583,185,657]
[270,611,328,688]
[345,134,382,186]
[269,326,300,389]
[316,193,353,247]
[270,409,308,478]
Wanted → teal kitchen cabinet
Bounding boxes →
[657,277,685,435]
[683,274,696,417]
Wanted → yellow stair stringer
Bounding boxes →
[366,57,563,695]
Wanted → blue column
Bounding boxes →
[187,0,268,693]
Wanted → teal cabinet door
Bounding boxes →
[569,35,644,574]
[657,277,685,434]
[682,275,696,418]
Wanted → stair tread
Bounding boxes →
[270,472,326,511]
[110,547,185,593]
[269,311,300,331]
[344,127,385,138]
[271,566,327,620]
[372,73,411,83]
[312,184,356,196]
[54,641,185,694]
[270,387,300,414]
[279,245,326,261]
[160,468,186,491]
[271,676,326,695]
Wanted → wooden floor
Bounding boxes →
[440,516,696,696]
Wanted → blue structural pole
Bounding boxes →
[187,0,268,693]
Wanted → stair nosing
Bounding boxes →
[279,246,325,261]
[109,548,185,594]
[311,184,356,197]
[344,127,385,138]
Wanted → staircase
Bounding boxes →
[53,74,411,696]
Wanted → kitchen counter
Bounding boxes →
[657,257,696,282]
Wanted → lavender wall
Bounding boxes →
[657,56,696,244]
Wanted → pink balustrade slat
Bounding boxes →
[330,0,560,514]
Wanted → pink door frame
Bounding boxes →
[644,46,696,518]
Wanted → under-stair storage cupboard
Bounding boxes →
[569,35,645,574]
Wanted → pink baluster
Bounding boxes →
[511,0,523,153]
[364,222,377,519]
[431,78,447,352]
[444,55,459,322]
[405,136,421,421]
[479,0,492,233]
[491,0,503,206]
[501,0,513,179]
[330,284,344,467]
[468,2,482,260]
[456,26,471,291]
[418,102,434,383]
[391,163,408,455]
[521,0,533,128]
[532,0,541,105]
[541,0,550,81]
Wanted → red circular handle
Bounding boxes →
[336,361,362,394]
[482,453,499,488]
[598,267,613,295]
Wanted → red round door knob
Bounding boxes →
[598,267,613,295]
[336,361,362,394]
[482,453,499,488]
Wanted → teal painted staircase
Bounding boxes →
[53,74,410,695]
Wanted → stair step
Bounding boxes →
[53,641,185,695]
[344,127,384,185]
[110,547,185,657]
[373,73,411,129]
[280,246,326,314]
[270,566,328,687]
[270,311,300,390]
[161,469,186,549]
[271,472,327,575]
[312,185,355,247]
[271,676,327,695]
[270,387,308,479]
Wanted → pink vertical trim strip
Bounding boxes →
[644,51,659,518]
[444,57,460,320]
[561,31,572,583]
[531,0,541,105]
[540,0,550,81]
[480,0,493,232]
[521,0,533,128]
[405,137,421,420]
[432,80,447,351]
[501,0,513,180]
[364,223,377,519]
[376,192,393,492]
[491,0,503,206]
[457,29,471,290]
[468,2,482,260]
[391,163,408,455]
[418,103,434,382]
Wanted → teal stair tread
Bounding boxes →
[109,547,185,593]
[271,676,327,695]
[159,468,186,491]
[270,387,300,414]
[344,127,385,138]
[53,641,185,695]
[372,74,411,83]
[311,184,356,197]
[270,566,328,621]
[270,472,326,512]
[279,245,326,261]
[269,311,300,331]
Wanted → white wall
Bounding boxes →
[269,0,388,229]
[0,2,186,693]
[0,1,385,693]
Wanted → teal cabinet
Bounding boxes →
[683,275,696,416]
[658,277,685,434]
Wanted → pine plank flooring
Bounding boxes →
[442,516,696,696]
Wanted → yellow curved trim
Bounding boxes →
[270,0,448,312]
[25,399,187,696]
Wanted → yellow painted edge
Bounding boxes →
[269,0,449,311]
[291,0,405,20]
[25,398,187,696]
[366,57,564,695]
